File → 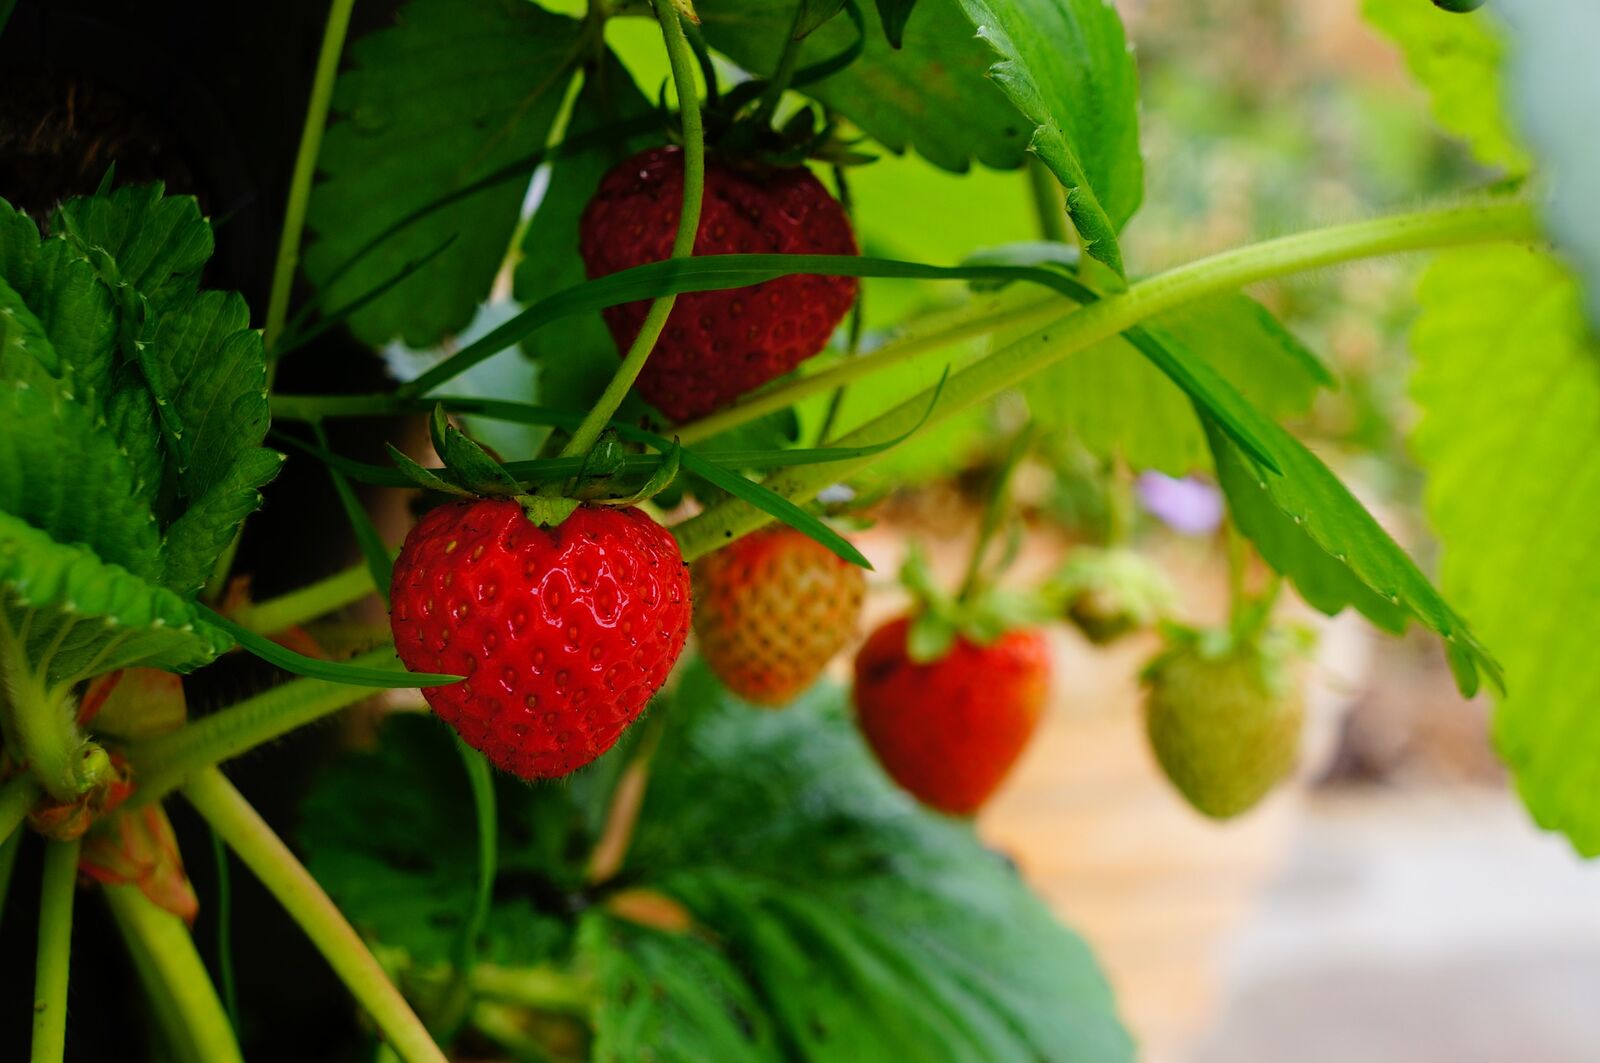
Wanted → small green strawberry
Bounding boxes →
[1049,546,1176,645]
[1141,623,1310,819]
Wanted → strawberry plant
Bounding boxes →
[0,0,1593,1059]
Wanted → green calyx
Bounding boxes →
[899,544,1052,664]
[1047,546,1177,645]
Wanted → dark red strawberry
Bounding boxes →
[853,617,1050,815]
[578,145,858,421]
[390,499,691,779]
[692,525,865,706]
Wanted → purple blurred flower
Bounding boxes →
[1136,472,1224,536]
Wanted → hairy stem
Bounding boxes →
[32,837,80,1063]
[555,0,705,461]
[672,198,1539,559]
[105,882,243,1063]
[183,768,446,1063]
[0,618,101,803]
[266,0,357,354]
[127,647,396,803]
[675,291,1067,444]
[229,560,379,635]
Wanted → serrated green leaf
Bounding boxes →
[0,378,163,581]
[1028,293,1330,474]
[17,239,121,411]
[54,184,212,313]
[161,447,284,597]
[1195,374,1499,695]
[0,510,230,685]
[1411,248,1600,852]
[1363,0,1529,174]
[303,0,585,346]
[581,914,780,1062]
[694,0,1031,172]
[952,0,1142,273]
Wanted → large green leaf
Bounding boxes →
[694,0,1031,173]
[1029,292,1331,474]
[629,661,1132,1062]
[1501,0,1600,327]
[0,511,230,685]
[581,914,780,1062]
[55,183,212,312]
[1362,0,1528,174]
[952,0,1142,273]
[300,662,1131,1060]
[1411,247,1600,853]
[303,0,585,347]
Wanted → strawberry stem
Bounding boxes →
[182,768,446,1063]
[227,563,379,636]
[554,0,707,465]
[0,773,39,849]
[750,0,808,127]
[671,198,1539,560]
[105,882,244,1063]
[31,837,80,1063]
[1027,157,1070,245]
[957,423,1035,605]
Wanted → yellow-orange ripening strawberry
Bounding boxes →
[692,526,866,706]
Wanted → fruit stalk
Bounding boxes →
[126,647,399,803]
[104,882,244,1063]
[227,562,379,635]
[182,768,446,1063]
[672,198,1539,559]
[31,837,80,1063]
[556,0,706,461]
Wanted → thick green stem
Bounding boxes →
[127,647,396,803]
[676,292,1066,444]
[555,0,705,461]
[0,831,23,933]
[472,963,594,1016]
[229,560,379,636]
[183,768,446,1063]
[672,198,1539,559]
[32,837,80,1063]
[104,882,243,1063]
[266,0,357,354]
[0,619,102,803]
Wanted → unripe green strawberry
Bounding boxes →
[692,526,865,706]
[1050,546,1175,645]
[1142,626,1306,819]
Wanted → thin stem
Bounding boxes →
[229,562,378,635]
[675,292,1067,445]
[555,0,705,461]
[670,198,1539,560]
[32,837,81,1063]
[104,882,243,1063]
[751,1,807,126]
[266,0,358,354]
[0,771,40,844]
[127,647,395,803]
[1027,158,1069,244]
[210,828,241,1029]
[472,964,594,1016]
[956,423,1035,604]
[433,739,498,1040]
[0,830,23,933]
[183,768,446,1063]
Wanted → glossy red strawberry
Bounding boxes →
[853,617,1050,815]
[390,499,691,779]
[693,526,866,706]
[578,145,858,421]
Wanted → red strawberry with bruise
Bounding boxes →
[578,145,858,421]
[693,526,866,706]
[853,617,1049,815]
[390,499,691,779]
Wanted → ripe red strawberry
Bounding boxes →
[692,526,865,706]
[853,617,1050,815]
[578,145,858,421]
[390,499,691,779]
